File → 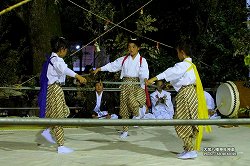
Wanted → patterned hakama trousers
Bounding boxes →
[120,77,146,132]
[175,85,199,151]
[46,83,70,146]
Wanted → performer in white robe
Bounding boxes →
[140,80,174,119]
[92,38,149,138]
[204,91,220,119]
[147,41,212,159]
[150,88,174,119]
[39,36,86,154]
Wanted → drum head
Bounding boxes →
[216,81,240,117]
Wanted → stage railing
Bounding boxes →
[0,86,214,92]
[0,118,249,126]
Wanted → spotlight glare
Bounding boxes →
[76,45,80,49]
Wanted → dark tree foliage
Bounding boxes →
[0,0,249,88]
[0,13,30,86]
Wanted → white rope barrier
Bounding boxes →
[67,0,174,58]
[0,118,249,126]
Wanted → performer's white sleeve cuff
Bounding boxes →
[156,74,164,81]
[100,66,107,71]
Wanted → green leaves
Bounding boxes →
[244,54,250,66]
[135,14,158,34]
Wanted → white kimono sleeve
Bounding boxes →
[100,57,124,72]
[164,93,174,116]
[150,92,158,107]
[156,62,188,81]
[53,57,76,77]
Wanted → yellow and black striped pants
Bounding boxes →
[175,85,199,151]
[46,83,70,146]
[120,77,146,132]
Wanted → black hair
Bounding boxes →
[50,36,69,53]
[95,79,103,86]
[176,40,193,57]
[128,37,141,48]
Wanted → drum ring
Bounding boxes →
[226,81,239,117]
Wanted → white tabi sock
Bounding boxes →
[178,151,197,159]
[120,131,128,139]
[58,146,74,154]
[41,128,56,144]
[177,151,187,157]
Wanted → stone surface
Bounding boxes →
[0,125,249,166]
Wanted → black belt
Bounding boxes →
[51,81,64,86]
[182,84,196,88]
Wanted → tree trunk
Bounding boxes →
[29,0,61,74]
